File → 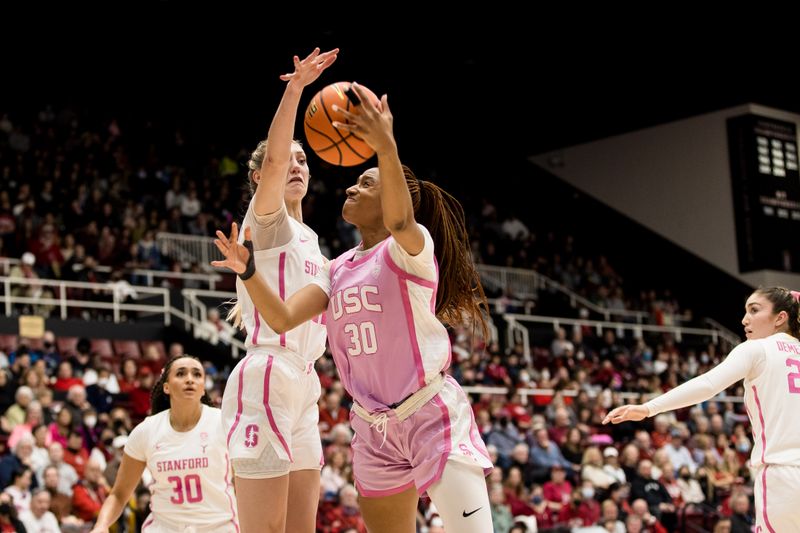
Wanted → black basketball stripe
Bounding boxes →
[338,133,373,162]
[304,120,339,153]
[319,87,349,143]
[314,140,344,165]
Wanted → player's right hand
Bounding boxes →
[602,404,648,424]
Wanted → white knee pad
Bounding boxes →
[427,460,492,533]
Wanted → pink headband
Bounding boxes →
[792,290,800,303]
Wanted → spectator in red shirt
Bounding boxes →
[316,484,367,533]
[502,466,534,516]
[548,406,573,446]
[46,408,73,449]
[543,464,572,512]
[117,359,139,394]
[31,224,64,278]
[62,430,88,478]
[71,459,108,522]
[485,354,512,386]
[51,361,82,393]
[127,367,154,419]
[558,485,600,528]
[319,390,349,440]
[651,415,672,450]
[529,487,557,529]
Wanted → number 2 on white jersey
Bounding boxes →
[786,358,800,394]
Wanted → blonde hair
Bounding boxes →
[226,300,245,330]
[227,138,308,328]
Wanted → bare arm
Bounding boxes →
[333,84,424,255]
[212,223,328,333]
[253,47,338,216]
[89,453,146,533]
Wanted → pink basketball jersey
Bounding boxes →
[326,237,451,413]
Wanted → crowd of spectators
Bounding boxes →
[0,106,755,532]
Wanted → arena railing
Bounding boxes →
[1,256,223,290]
[153,233,655,324]
[504,313,741,350]
[477,264,652,323]
[156,232,221,269]
[460,384,745,404]
[0,276,246,359]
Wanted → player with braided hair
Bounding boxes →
[213,83,493,533]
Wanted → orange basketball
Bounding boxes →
[304,81,380,166]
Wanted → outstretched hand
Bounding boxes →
[279,47,339,88]
[331,83,395,155]
[602,404,649,425]
[211,222,251,274]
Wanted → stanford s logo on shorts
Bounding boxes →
[244,424,259,448]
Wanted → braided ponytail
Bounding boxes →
[403,166,489,338]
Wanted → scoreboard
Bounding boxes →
[727,114,800,273]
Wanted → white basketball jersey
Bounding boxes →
[124,405,238,529]
[745,332,800,467]
[237,213,327,361]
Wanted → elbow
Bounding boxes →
[387,220,407,233]
[271,315,291,335]
[385,215,412,233]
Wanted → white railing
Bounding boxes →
[487,297,536,315]
[1,256,223,290]
[182,289,246,359]
[477,264,651,323]
[129,268,223,290]
[1,276,171,324]
[505,316,531,365]
[461,385,745,405]
[704,318,743,348]
[0,276,247,359]
[0,257,19,276]
[151,236,655,324]
[157,232,221,268]
[504,313,741,350]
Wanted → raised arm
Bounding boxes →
[212,223,328,333]
[89,453,146,533]
[333,83,424,255]
[253,47,338,216]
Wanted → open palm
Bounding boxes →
[211,222,251,275]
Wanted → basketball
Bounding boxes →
[304,81,380,166]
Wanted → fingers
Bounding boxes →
[243,226,252,241]
[318,48,339,70]
[602,407,624,425]
[303,47,320,61]
[213,239,228,256]
[332,104,356,121]
[319,53,338,71]
[331,121,355,132]
[230,222,239,243]
[319,48,339,59]
[351,82,377,112]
